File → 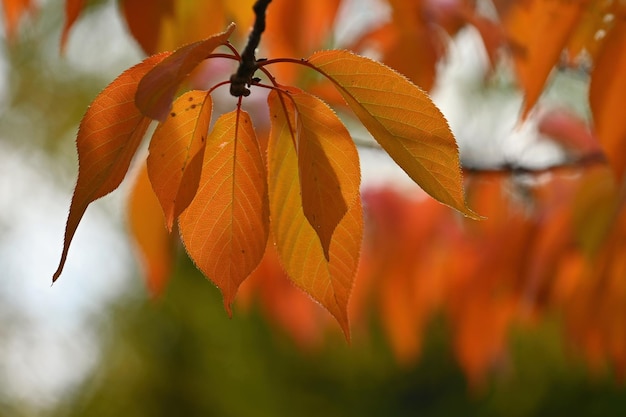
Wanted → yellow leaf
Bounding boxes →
[268,90,363,337]
[307,50,479,219]
[147,90,211,230]
[178,109,269,315]
[289,87,360,259]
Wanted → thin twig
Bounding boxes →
[230,0,272,97]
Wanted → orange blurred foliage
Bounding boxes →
[1,0,35,41]
[5,0,626,386]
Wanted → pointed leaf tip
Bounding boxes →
[179,109,269,314]
[268,90,362,337]
[136,23,235,121]
[60,0,85,53]
[290,88,361,258]
[307,50,480,220]
[52,52,171,283]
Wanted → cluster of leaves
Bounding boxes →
[5,0,626,384]
[44,9,476,337]
[230,0,626,382]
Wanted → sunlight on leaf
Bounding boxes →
[135,23,235,121]
[289,87,360,259]
[53,52,171,283]
[128,162,175,297]
[308,50,479,219]
[268,90,362,337]
[178,109,269,315]
[147,90,211,230]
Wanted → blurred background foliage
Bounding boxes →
[2,0,626,416]
[51,257,626,417]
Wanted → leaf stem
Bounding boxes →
[229,0,272,97]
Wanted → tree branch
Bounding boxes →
[230,0,272,97]
[354,136,607,176]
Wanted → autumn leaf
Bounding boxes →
[147,90,211,230]
[178,109,269,315]
[503,0,583,118]
[52,52,171,283]
[288,87,360,258]
[572,167,618,257]
[120,0,252,55]
[263,0,340,83]
[307,50,479,219]
[348,0,441,91]
[267,89,362,337]
[1,0,34,41]
[565,0,614,64]
[128,162,175,297]
[135,23,235,121]
[60,0,85,52]
[590,17,626,181]
[119,0,175,55]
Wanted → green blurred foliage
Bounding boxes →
[50,254,626,417]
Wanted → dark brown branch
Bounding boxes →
[354,136,607,176]
[230,0,272,97]
[462,152,607,176]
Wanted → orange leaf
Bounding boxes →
[264,0,340,83]
[503,0,584,117]
[135,23,234,121]
[147,90,211,230]
[1,0,34,41]
[128,162,175,297]
[350,0,442,90]
[268,90,363,337]
[178,109,269,315]
[572,167,618,257]
[60,0,85,52]
[307,50,479,219]
[565,0,613,63]
[590,17,626,180]
[287,87,360,259]
[120,0,175,55]
[53,52,171,283]
[120,0,251,55]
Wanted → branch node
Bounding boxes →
[229,0,272,97]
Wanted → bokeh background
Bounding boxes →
[1,0,626,415]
